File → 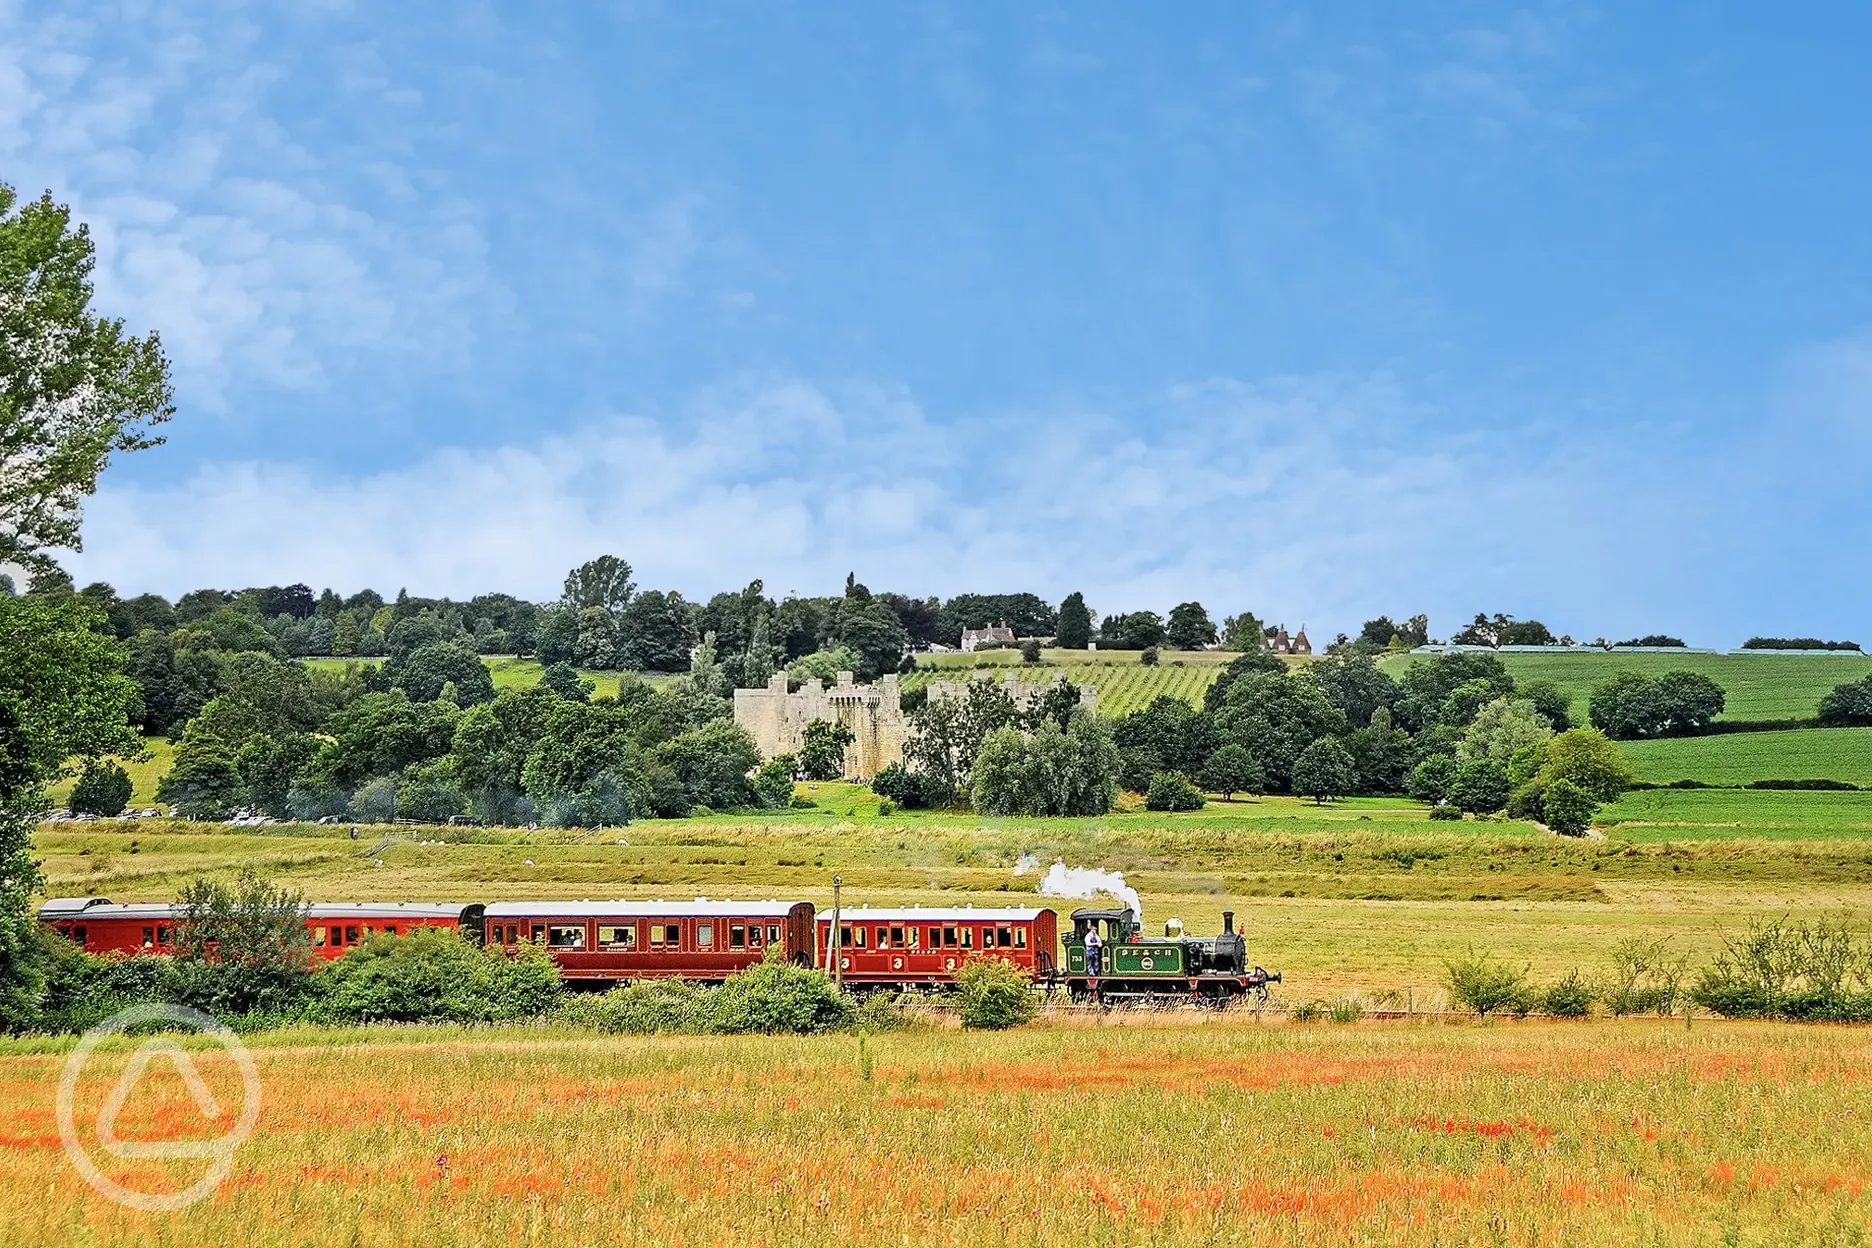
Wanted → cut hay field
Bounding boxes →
[1618,727,1872,787]
[7,1020,1872,1245]
[904,653,1227,716]
[35,784,1872,998]
[1380,649,1872,727]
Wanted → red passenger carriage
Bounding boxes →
[36,896,475,960]
[815,906,1058,987]
[482,899,816,982]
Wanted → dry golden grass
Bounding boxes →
[7,1019,1872,1245]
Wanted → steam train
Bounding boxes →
[37,894,1280,1003]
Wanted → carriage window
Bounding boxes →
[960,927,974,949]
[942,926,958,948]
[73,925,87,945]
[598,925,637,950]
[1014,928,1027,948]
[838,925,865,949]
[345,926,360,945]
[143,927,155,946]
[748,924,763,947]
[730,925,745,949]
[665,924,682,946]
[650,925,665,947]
[997,925,1013,948]
[531,924,547,944]
[382,925,397,936]
[548,924,587,949]
[876,927,889,947]
[313,926,327,946]
[889,926,905,948]
[697,924,714,948]
[766,925,781,944]
[906,926,919,949]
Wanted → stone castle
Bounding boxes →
[733,670,1098,780]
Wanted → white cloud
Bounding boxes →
[0,5,491,410]
[68,374,1608,635]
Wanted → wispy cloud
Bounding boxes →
[0,4,492,410]
[68,372,1645,637]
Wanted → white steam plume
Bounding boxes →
[1012,852,1040,876]
[1036,862,1142,926]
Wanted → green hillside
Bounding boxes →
[1617,727,1872,787]
[1378,650,1872,726]
[47,735,175,809]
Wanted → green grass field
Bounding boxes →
[45,735,174,809]
[304,655,643,700]
[1618,727,1872,787]
[1596,786,1872,841]
[1380,649,1872,726]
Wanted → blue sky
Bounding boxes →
[7,2,1869,644]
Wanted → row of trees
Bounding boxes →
[1097,648,1634,829]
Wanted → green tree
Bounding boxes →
[903,680,1020,798]
[1056,592,1092,650]
[1144,770,1206,812]
[740,613,781,688]
[539,661,594,702]
[1201,646,1285,711]
[572,606,620,670]
[0,184,173,572]
[1209,670,1347,791]
[172,870,314,1015]
[0,591,142,1025]
[68,757,133,817]
[653,719,763,809]
[1449,757,1511,815]
[835,601,909,680]
[1540,777,1597,836]
[1457,696,1555,766]
[1517,678,1573,731]
[618,589,697,672]
[562,555,635,613]
[1165,601,1218,651]
[533,605,580,666]
[798,719,856,782]
[329,610,361,657]
[1098,610,1166,650]
[1304,652,1400,728]
[156,722,245,818]
[1290,738,1356,804]
[1407,753,1458,805]
[1818,674,1872,727]
[1394,653,1514,732]
[1221,611,1266,651]
[1537,728,1632,802]
[390,640,496,706]
[1198,742,1263,799]
[233,732,320,819]
[451,686,561,823]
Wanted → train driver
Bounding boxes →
[1084,926,1102,978]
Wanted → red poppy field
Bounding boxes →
[6,1017,1871,1246]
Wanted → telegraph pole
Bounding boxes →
[831,874,843,991]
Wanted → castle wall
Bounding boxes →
[733,671,906,781]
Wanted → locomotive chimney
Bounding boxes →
[1222,910,1235,934]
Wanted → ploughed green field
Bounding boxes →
[1379,649,1872,727]
[34,783,1872,999]
[1618,727,1872,787]
[904,651,1235,716]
